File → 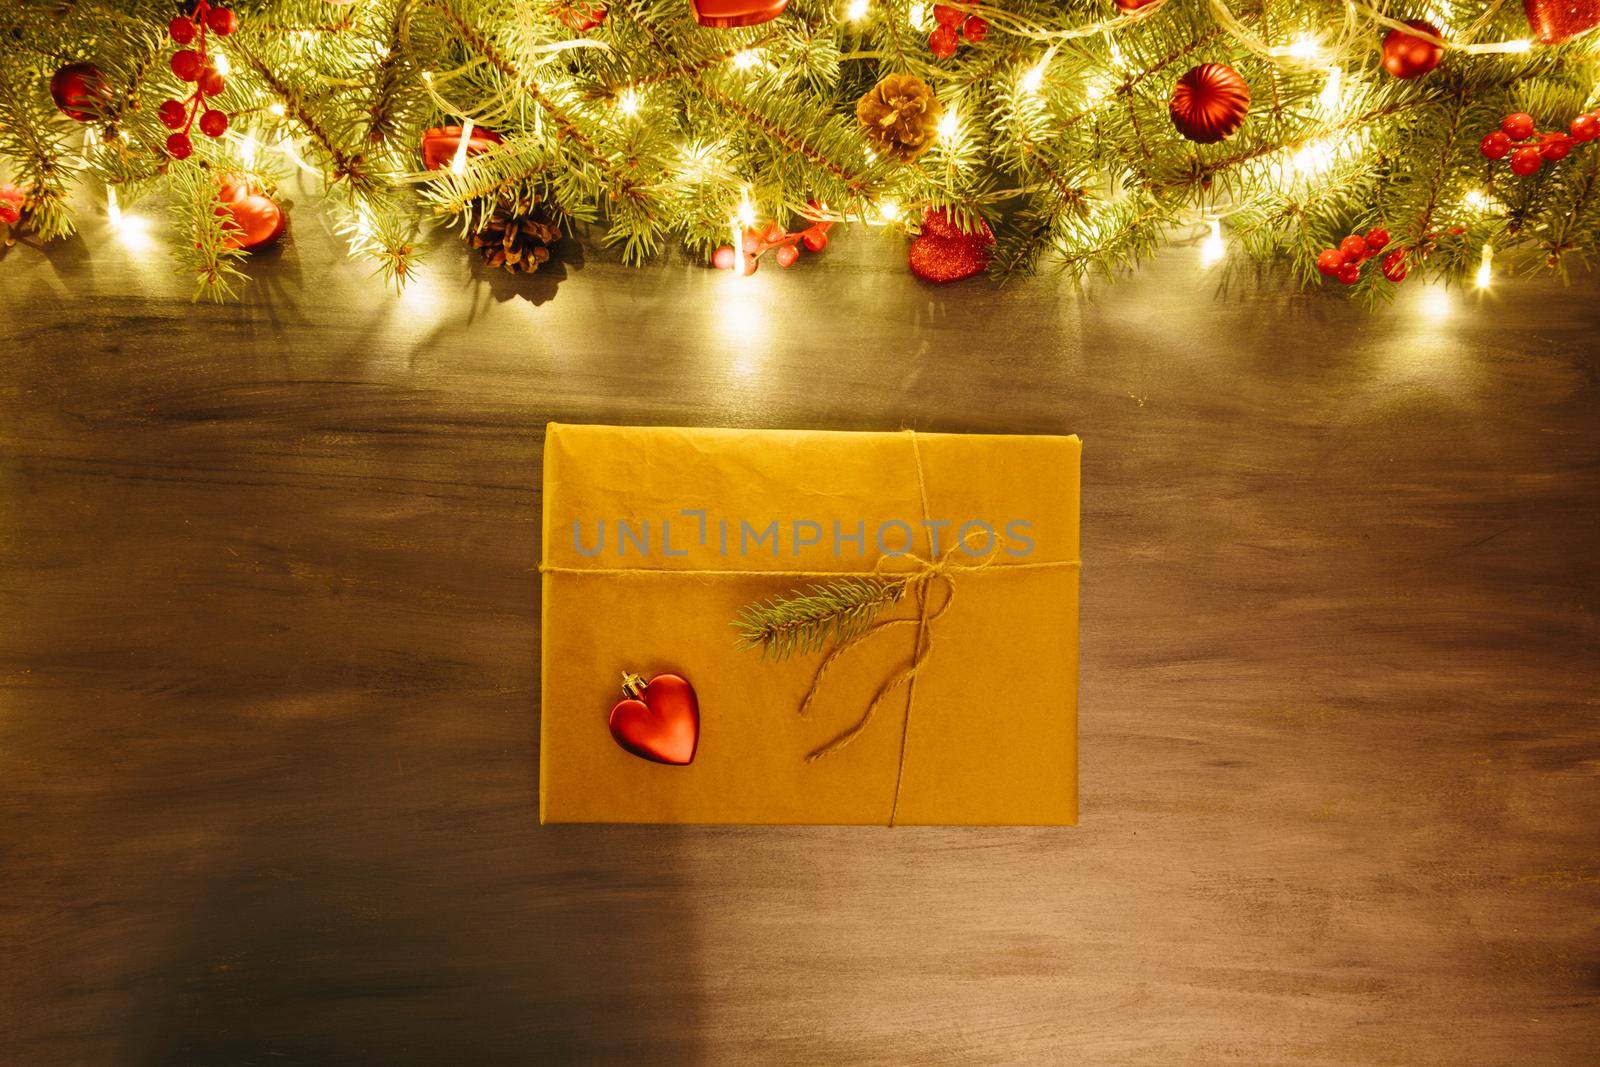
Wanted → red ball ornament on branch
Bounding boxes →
[420,125,504,171]
[690,0,788,28]
[216,177,286,251]
[50,62,111,123]
[1381,20,1444,80]
[907,208,993,283]
[1169,64,1250,144]
[1523,0,1600,44]
[1114,0,1162,11]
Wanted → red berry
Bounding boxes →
[198,68,225,97]
[929,24,959,58]
[199,109,228,137]
[1541,134,1573,161]
[711,246,736,270]
[1480,130,1512,159]
[206,7,238,36]
[1365,228,1390,252]
[1571,113,1599,141]
[168,16,196,44]
[762,220,786,244]
[741,229,761,254]
[1337,262,1362,285]
[0,203,18,225]
[933,3,963,26]
[171,49,201,81]
[166,131,193,159]
[962,15,988,41]
[1315,248,1346,276]
[1501,112,1535,140]
[774,243,800,268]
[1510,145,1543,175]
[157,98,187,130]
[1339,234,1369,260]
[802,230,828,253]
[1448,225,1465,235]
[1381,250,1408,282]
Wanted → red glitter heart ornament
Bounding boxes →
[609,672,699,765]
[1524,0,1600,43]
[908,208,993,283]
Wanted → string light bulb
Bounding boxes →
[616,88,640,116]
[1199,219,1226,268]
[1021,57,1048,96]
[1475,243,1494,289]
[845,0,870,21]
[450,117,475,175]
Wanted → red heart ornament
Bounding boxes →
[907,208,993,283]
[609,672,699,765]
[690,0,787,28]
[1524,0,1600,43]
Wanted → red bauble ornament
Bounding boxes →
[171,49,202,82]
[1381,250,1408,282]
[1502,112,1536,140]
[609,672,699,765]
[420,125,504,170]
[199,109,228,138]
[0,184,25,226]
[1480,130,1513,159]
[1381,20,1444,80]
[1114,0,1162,10]
[908,207,993,283]
[1169,63,1250,144]
[166,132,194,159]
[50,63,110,122]
[963,16,988,41]
[929,25,959,58]
[1523,0,1600,44]
[206,7,237,36]
[1315,248,1346,276]
[169,16,196,44]
[555,1,607,30]
[690,0,788,28]
[216,177,286,251]
[1510,145,1543,175]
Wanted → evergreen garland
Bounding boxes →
[0,0,1596,301]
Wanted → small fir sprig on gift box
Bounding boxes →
[733,576,907,660]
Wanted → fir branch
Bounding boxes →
[733,577,907,660]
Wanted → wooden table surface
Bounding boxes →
[1,199,1597,1065]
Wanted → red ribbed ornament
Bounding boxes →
[1523,0,1600,43]
[1169,63,1251,144]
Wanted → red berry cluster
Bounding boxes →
[713,205,834,273]
[929,3,987,59]
[1314,227,1409,285]
[158,0,237,160]
[1479,110,1599,176]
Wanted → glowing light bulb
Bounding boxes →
[212,51,231,76]
[732,49,761,71]
[239,134,256,165]
[1318,67,1343,115]
[877,199,902,224]
[908,1,927,29]
[268,102,286,117]
[450,118,475,175]
[1021,59,1048,96]
[736,188,757,229]
[1462,188,1492,212]
[1475,244,1494,289]
[106,187,155,253]
[846,0,870,21]
[1285,35,1323,61]
[937,108,960,142]
[1199,219,1226,269]
[616,88,640,116]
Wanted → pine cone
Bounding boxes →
[856,74,942,162]
[469,199,562,273]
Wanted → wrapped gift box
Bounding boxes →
[539,424,1081,825]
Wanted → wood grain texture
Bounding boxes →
[1,200,1597,1065]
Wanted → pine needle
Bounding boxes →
[733,577,907,661]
